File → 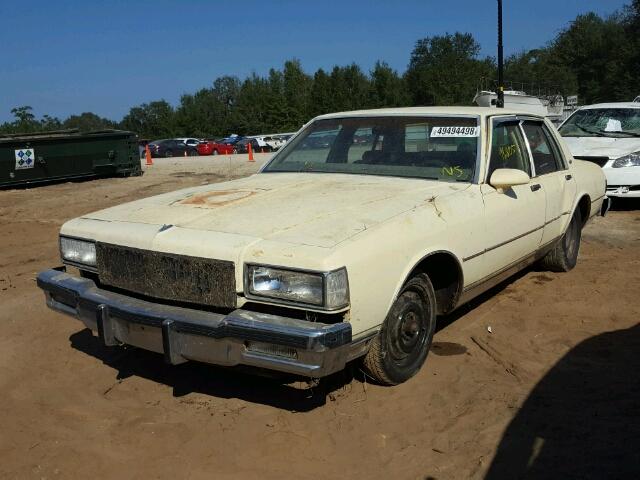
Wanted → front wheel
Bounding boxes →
[362,273,437,385]
[540,210,582,272]
[164,149,173,158]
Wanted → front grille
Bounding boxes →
[574,156,609,167]
[96,243,236,309]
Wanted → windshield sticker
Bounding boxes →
[15,148,35,170]
[431,126,479,137]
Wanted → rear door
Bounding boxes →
[521,119,576,245]
[479,116,546,275]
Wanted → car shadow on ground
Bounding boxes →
[67,265,541,412]
[69,328,359,412]
[484,322,640,479]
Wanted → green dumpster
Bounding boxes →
[0,129,142,188]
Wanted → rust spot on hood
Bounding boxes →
[179,189,257,207]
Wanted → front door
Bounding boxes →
[479,117,546,277]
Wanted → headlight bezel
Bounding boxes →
[612,151,640,168]
[244,263,350,312]
[59,235,97,271]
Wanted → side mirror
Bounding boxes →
[489,168,530,191]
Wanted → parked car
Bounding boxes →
[175,137,203,148]
[235,138,273,154]
[197,139,235,156]
[263,134,293,151]
[148,139,198,158]
[559,102,640,198]
[37,107,607,385]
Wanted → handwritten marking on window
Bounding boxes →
[499,144,517,161]
[441,166,464,177]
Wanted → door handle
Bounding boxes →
[565,174,572,180]
[530,184,542,192]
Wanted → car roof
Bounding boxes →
[578,102,640,110]
[313,106,543,121]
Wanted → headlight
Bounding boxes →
[60,236,96,267]
[245,264,349,310]
[612,151,640,168]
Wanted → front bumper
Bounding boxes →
[37,268,368,377]
[604,166,640,197]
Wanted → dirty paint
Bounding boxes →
[180,190,257,207]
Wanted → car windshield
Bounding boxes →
[263,116,479,182]
[559,108,640,138]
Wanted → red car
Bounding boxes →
[197,139,235,156]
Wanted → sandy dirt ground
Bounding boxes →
[1,155,638,479]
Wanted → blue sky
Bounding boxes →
[0,0,629,123]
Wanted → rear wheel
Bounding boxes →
[362,274,437,385]
[164,149,173,158]
[212,149,219,155]
[540,210,582,272]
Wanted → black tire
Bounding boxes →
[189,149,198,156]
[164,149,173,158]
[362,273,437,385]
[540,210,582,272]
[212,149,219,155]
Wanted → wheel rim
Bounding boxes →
[165,150,172,157]
[387,291,429,367]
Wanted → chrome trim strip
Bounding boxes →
[463,224,545,262]
[458,239,557,306]
[463,210,570,262]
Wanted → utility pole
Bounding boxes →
[497,0,505,108]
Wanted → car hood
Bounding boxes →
[562,136,640,159]
[78,173,465,249]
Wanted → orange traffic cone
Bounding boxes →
[145,144,153,166]
[248,142,254,162]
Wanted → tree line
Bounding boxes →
[2,1,638,139]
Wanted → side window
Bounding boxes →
[522,122,562,176]
[347,127,375,163]
[488,121,531,180]
[542,124,566,169]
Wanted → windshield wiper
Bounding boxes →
[574,124,607,136]
[611,130,640,138]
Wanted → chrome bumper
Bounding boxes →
[37,268,367,377]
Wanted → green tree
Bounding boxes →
[120,100,175,138]
[309,68,333,118]
[282,59,312,130]
[329,64,370,112]
[405,32,494,106]
[551,12,634,103]
[63,112,116,132]
[369,61,408,108]
[10,106,39,132]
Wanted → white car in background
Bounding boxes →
[559,102,640,198]
[175,137,203,148]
